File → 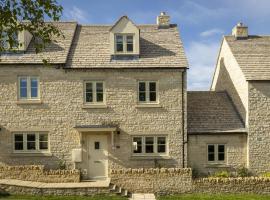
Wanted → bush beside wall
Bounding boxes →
[0,165,80,183]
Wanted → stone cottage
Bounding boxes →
[0,12,269,181]
[188,22,270,175]
[0,13,188,180]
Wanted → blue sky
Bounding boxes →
[59,0,270,90]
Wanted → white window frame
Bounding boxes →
[84,81,105,105]
[115,34,134,54]
[18,76,40,100]
[13,132,50,153]
[132,135,168,156]
[207,144,226,163]
[138,81,159,104]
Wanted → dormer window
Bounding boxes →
[115,34,134,53]
[1,31,19,50]
[110,16,140,56]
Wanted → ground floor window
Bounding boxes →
[13,132,49,153]
[132,136,167,155]
[207,144,225,162]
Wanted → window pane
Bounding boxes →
[14,134,24,150]
[27,134,36,150]
[31,78,38,98]
[85,83,93,93]
[39,142,48,150]
[218,145,225,153]
[149,82,156,91]
[39,134,48,141]
[133,137,142,153]
[157,137,166,153]
[208,145,215,161]
[126,36,133,52]
[96,93,103,102]
[139,82,146,91]
[39,134,48,150]
[218,145,225,161]
[218,153,225,161]
[20,78,27,98]
[145,137,154,153]
[116,35,123,52]
[149,92,156,102]
[139,92,146,102]
[96,83,103,93]
[86,93,93,102]
[85,82,93,102]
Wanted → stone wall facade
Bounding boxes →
[0,165,80,183]
[110,168,192,195]
[188,134,247,175]
[0,66,186,174]
[194,177,270,194]
[248,81,270,173]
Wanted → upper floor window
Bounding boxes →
[115,34,134,53]
[207,144,225,163]
[14,132,49,153]
[138,81,158,103]
[84,81,104,104]
[132,136,167,155]
[1,31,19,50]
[18,76,39,100]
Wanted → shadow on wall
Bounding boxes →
[215,59,246,124]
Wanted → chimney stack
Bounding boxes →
[232,22,248,39]
[157,12,170,28]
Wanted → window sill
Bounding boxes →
[11,152,52,157]
[205,163,228,168]
[136,104,162,108]
[82,104,108,109]
[17,100,43,105]
[130,155,170,160]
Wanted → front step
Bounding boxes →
[109,183,131,197]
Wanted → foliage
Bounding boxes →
[236,166,250,177]
[210,170,230,178]
[0,0,63,53]
[260,172,270,177]
[159,194,270,200]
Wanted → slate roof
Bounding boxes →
[0,22,77,64]
[225,35,270,80]
[65,24,188,68]
[0,22,188,68]
[187,91,246,134]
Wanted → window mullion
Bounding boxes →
[154,137,157,154]
[27,77,30,99]
[142,137,145,154]
[93,82,97,103]
[123,35,126,53]
[36,133,39,151]
[23,133,26,151]
[146,82,150,102]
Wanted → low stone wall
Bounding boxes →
[0,165,80,183]
[110,168,193,195]
[193,177,270,194]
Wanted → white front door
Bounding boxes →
[87,134,108,179]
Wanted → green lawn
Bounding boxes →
[158,194,270,200]
[0,194,126,200]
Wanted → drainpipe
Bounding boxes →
[182,69,187,168]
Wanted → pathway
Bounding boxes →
[129,193,156,200]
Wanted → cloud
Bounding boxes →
[200,29,224,37]
[64,6,89,23]
[186,41,220,91]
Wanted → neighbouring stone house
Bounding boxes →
[188,22,270,175]
[0,13,188,180]
[0,12,270,181]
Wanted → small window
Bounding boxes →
[115,34,134,53]
[132,136,167,156]
[1,31,19,50]
[13,132,49,152]
[207,144,226,162]
[138,81,158,103]
[84,81,104,104]
[18,76,40,100]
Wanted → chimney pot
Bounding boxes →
[157,12,170,28]
[232,22,248,39]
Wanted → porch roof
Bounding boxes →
[74,125,117,132]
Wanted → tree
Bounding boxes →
[0,0,63,53]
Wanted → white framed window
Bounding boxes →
[18,76,40,100]
[13,132,49,153]
[84,81,105,104]
[115,34,134,53]
[207,144,226,163]
[138,81,158,103]
[132,136,167,156]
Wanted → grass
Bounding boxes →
[0,194,127,200]
[158,194,270,200]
